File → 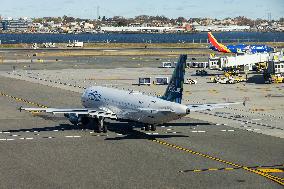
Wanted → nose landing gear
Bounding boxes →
[97,117,107,133]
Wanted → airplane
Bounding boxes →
[20,55,241,133]
[208,32,274,54]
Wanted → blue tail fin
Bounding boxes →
[161,54,187,104]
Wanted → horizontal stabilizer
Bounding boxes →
[187,102,242,112]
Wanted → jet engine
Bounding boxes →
[64,113,90,126]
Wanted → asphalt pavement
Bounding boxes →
[0,76,283,189]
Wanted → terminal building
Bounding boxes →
[100,26,184,33]
[1,18,32,32]
[193,25,250,32]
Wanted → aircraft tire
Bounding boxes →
[97,118,104,133]
[103,124,107,133]
[97,124,102,133]
[150,125,156,131]
[145,125,150,131]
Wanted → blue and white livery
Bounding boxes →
[21,55,241,132]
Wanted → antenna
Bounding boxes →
[97,6,100,20]
[267,12,271,22]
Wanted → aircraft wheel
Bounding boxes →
[150,125,156,131]
[97,124,102,133]
[103,124,108,133]
[80,117,89,129]
[145,125,150,131]
[97,117,104,133]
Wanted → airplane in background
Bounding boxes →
[20,55,241,133]
[208,32,274,54]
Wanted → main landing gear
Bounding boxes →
[151,125,156,131]
[97,117,107,133]
[144,125,156,131]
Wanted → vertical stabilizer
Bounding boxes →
[208,32,231,53]
[161,54,187,104]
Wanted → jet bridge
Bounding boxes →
[209,53,269,71]
[263,51,284,83]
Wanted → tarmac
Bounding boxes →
[0,49,283,189]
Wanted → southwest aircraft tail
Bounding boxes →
[161,54,187,104]
[208,32,231,53]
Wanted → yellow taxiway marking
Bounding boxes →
[0,92,48,108]
[1,91,283,185]
[193,169,202,172]
[152,139,284,186]
[224,168,235,171]
[208,168,218,171]
[181,164,284,174]
[258,168,284,173]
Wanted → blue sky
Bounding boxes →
[1,0,283,19]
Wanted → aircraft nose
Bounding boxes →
[81,88,89,104]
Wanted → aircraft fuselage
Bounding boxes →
[226,44,273,53]
[81,86,189,125]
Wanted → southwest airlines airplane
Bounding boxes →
[21,55,240,133]
[208,32,274,54]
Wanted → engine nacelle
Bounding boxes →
[64,113,90,126]
[64,113,79,125]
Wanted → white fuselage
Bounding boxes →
[81,86,189,125]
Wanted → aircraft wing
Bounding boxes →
[20,107,117,119]
[187,102,242,112]
[138,108,174,113]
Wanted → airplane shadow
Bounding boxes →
[3,121,191,140]
[105,122,189,141]
[4,123,80,133]
[4,109,212,140]
[163,122,211,127]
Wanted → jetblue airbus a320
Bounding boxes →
[20,55,240,133]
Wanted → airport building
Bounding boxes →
[1,18,32,31]
[100,26,184,33]
[194,25,250,32]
